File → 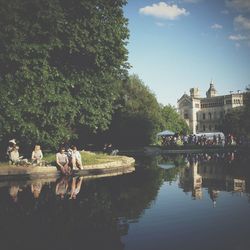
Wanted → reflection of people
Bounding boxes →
[31,145,43,165]
[9,185,22,202]
[72,146,83,170]
[208,188,220,208]
[69,176,84,199]
[56,147,71,175]
[55,177,69,199]
[31,182,43,199]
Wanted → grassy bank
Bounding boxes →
[0,151,123,167]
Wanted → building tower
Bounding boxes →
[190,88,200,98]
[206,80,217,98]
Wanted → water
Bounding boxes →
[0,152,250,250]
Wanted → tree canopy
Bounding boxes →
[0,0,190,152]
[0,0,129,150]
[104,75,189,147]
[221,87,250,138]
[161,105,190,135]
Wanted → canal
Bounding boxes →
[0,152,250,250]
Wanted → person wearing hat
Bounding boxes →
[9,145,21,165]
[6,139,16,161]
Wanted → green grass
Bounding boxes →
[43,151,121,165]
[0,151,121,167]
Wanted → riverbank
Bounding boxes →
[144,144,250,155]
[0,152,135,180]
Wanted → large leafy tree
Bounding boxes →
[0,0,129,150]
[107,75,165,146]
[161,105,190,135]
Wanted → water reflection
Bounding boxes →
[177,153,249,205]
[0,152,250,250]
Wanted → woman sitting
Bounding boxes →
[31,145,43,165]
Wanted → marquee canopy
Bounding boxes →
[157,130,175,136]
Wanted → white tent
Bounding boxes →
[157,130,175,136]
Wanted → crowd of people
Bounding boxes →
[6,139,84,175]
[5,138,121,177]
[160,133,246,147]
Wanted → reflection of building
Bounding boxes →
[177,81,244,133]
[179,161,202,199]
[179,158,246,205]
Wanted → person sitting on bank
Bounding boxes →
[56,147,71,175]
[6,139,16,160]
[9,146,22,165]
[71,146,83,170]
[31,145,43,165]
[103,143,119,156]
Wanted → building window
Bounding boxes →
[226,100,232,104]
[209,113,212,120]
[184,113,188,119]
[203,113,206,120]
[195,103,199,108]
[203,125,206,131]
[209,125,212,131]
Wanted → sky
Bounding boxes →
[123,0,250,106]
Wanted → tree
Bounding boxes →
[221,86,250,138]
[161,105,190,135]
[0,0,129,150]
[107,75,165,146]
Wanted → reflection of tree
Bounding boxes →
[0,156,178,250]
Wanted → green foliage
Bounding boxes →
[42,151,121,166]
[161,104,190,135]
[221,88,250,138]
[0,0,129,150]
[107,75,165,146]
[101,75,190,147]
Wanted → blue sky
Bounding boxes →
[123,0,250,106]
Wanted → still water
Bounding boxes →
[0,152,250,250]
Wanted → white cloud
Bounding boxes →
[226,0,250,12]
[139,2,189,20]
[234,15,250,30]
[228,34,247,40]
[211,23,223,29]
[182,0,201,3]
